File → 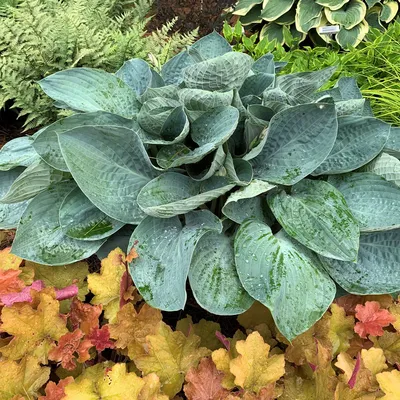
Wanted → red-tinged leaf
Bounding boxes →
[39,377,74,400]
[126,245,138,263]
[309,362,317,372]
[120,271,134,308]
[0,280,45,306]
[354,301,396,338]
[336,294,393,315]
[215,331,230,351]
[87,325,115,352]
[0,269,24,297]
[55,284,78,301]
[348,352,361,389]
[69,298,102,335]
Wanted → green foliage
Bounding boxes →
[0,0,197,130]
[1,32,400,340]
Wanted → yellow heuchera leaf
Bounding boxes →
[229,331,285,394]
[237,301,275,333]
[389,299,400,332]
[376,370,400,400]
[361,348,388,377]
[87,248,126,323]
[0,247,23,270]
[371,331,400,365]
[211,349,236,390]
[0,356,50,400]
[329,303,355,355]
[0,292,68,362]
[281,366,316,400]
[133,322,210,398]
[139,374,169,400]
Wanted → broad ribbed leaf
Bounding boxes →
[12,181,104,265]
[268,179,359,261]
[0,137,39,171]
[260,0,296,21]
[385,127,400,152]
[235,220,336,340]
[161,51,196,86]
[39,68,139,117]
[58,126,158,224]
[129,210,222,310]
[336,76,363,100]
[187,147,227,181]
[295,0,324,33]
[252,54,275,74]
[328,172,400,232]
[140,85,179,103]
[251,103,338,185]
[233,0,263,15]
[380,0,398,22]
[137,173,234,218]
[362,153,400,187]
[335,99,365,116]
[239,73,275,98]
[240,4,264,24]
[189,31,232,60]
[325,0,366,28]
[189,232,254,314]
[259,23,284,44]
[224,153,253,186]
[316,0,349,10]
[275,7,296,24]
[320,230,400,294]
[59,187,124,241]
[336,20,369,48]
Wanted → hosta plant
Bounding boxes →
[1,32,400,340]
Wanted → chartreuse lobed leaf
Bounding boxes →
[0,137,39,171]
[234,219,336,340]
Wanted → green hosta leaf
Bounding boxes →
[0,160,65,204]
[137,173,235,218]
[234,0,263,15]
[268,179,359,261]
[316,0,350,10]
[189,232,254,315]
[58,125,158,224]
[12,181,104,265]
[336,20,369,48]
[251,103,338,185]
[295,0,324,33]
[320,230,400,294]
[325,0,366,28]
[235,220,336,340]
[260,23,285,44]
[362,153,400,187]
[381,1,399,23]
[0,137,40,171]
[365,0,380,7]
[183,52,253,91]
[129,210,222,311]
[222,179,276,224]
[240,5,264,24]
[385,127,400,153]
[313,116,390,175]
[0,168,30,229]
[189,31,232,60]
[39,68,140,118]
[328,172,400,232]
[275,7,296,24]
[365,6,385,30]
[59,187,124,241]
[260,0,296,21]
[187,147,227,181]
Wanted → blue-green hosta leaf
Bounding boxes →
[137,173,234,218]
[268,179,359,261]
[244,105,274,149]
[325,0,366,28]
[224,153,253,186]
[59,187,124,241]
[316,0,349,10]
[320,230,400,294]
[252,54,275,74]
[161,51,196,86]
[239,73,275,98]
[295,0,324,33]
[328,172,400,232]
[260,0,296,21]
[336,20,369,49]
[0,137,40,171]
[189,31,232,60]
[96,225,135,260]
[139,85,179,103]
[234,220,336,340]
[39,68,140,118]
[156,106,239,168]
[385,127,400,153]
[380,0,398,22]
[336,77,363,100]
[129,210,222,310]
[58,126,158,224]
[335,99,365,116]
[0,168,30,229]
[251,103,338,185]
[233,0,263,15]
[187,147,227,181]
[0,160,65,204]
[313,116,390,175]
[362,153,400,187]
[189,232,254,315]
[183,52,253,91]
[222,179,276,224]
[12,181,104,265]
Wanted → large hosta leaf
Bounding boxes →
[39,68,139,117]
[362,153,400,187]
[316,0,349,10]
[336,20,369,48]
[189,31,232,60]
[328,172,400,232]
[268,179,359,261]
[251,103,338,185]
[0,137,39,171]
[295,0,324,33]
[259,23,285,45]
[325,0,366,28]
[58,126,158,224]
[161,51,196,86]
[233,0,263,15]
[313,116,390,175]
[260,0,296,21]
[97,225,135,260]
[129,210,222,311]
[12,181,104,265]
[137,173,234,218]
[189,232,254,315]
[385,127,400,153]
[320,230,400,294]
[235,220,336,340]
[380,0,399,23]
[187,147,227,181]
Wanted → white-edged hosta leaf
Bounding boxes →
[187,147,227,181]
[251,103,338,185]
[320,230,400,294]
[59,187,124,241]
[234,220,336,340]
[365,0,380,7]
[316,0,349,10]
[275,7,296,24]
[385,127,400,153]
[336,19,369,48]
[325,0,366,28]
[0,137,40,171]
[313,116,390,175]
[295,0,324,33]
[58,125,158,224]
[240,4,264,24]
[259,23,285,44]
[189,232,254,315]
[137,173,234,218]
[362,153,400,187]
[233,0,263,15]
[12,181,104,265]
[189,31,232,60]
[328,172,400,232]
[39,68,140,118]
[268,179,359,261]
[183,52,253,91]
[129,210,222,311]
[365,6,385,30]
[381,0,399,22]
[260,0,296,21]
[96,225,135,260]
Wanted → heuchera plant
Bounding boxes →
[1,32,400,340]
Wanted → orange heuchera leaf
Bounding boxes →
[336,295,394,315]
[0,269,24,297]
[126,246,138,263]
[184,357,229,400]
[0,247,23,270]
[87,325,114,352]
[69,298,102,335]
[354,301,396,338]
[39,377,74,400]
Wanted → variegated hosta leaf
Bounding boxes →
[316,0,350,11]
[39,68,140,118]
[0,137,40,171]
[365,0,380,7]
[233,0,263,15]
[362,153,400,187]
[328,172,400,232]
[58,125,158,224]
[189,231,254,315]
[137,173,234,218]
[325,0,366,29]
[268,179,360,261]
[189,31,232,60]
[365,6,385,30]
[275,7,297,24]
[336,19,369,48]
[250,103,338,185]
[240,4,264,24]
[320,230,400,294]
[260,23,285,44]
[129,210,222,311]
[295,0,324,33]
[234,220,336,340]
[12,181,104,265]
[381,0,399,23]
[260,0,296,21]
[59,187,125,241]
